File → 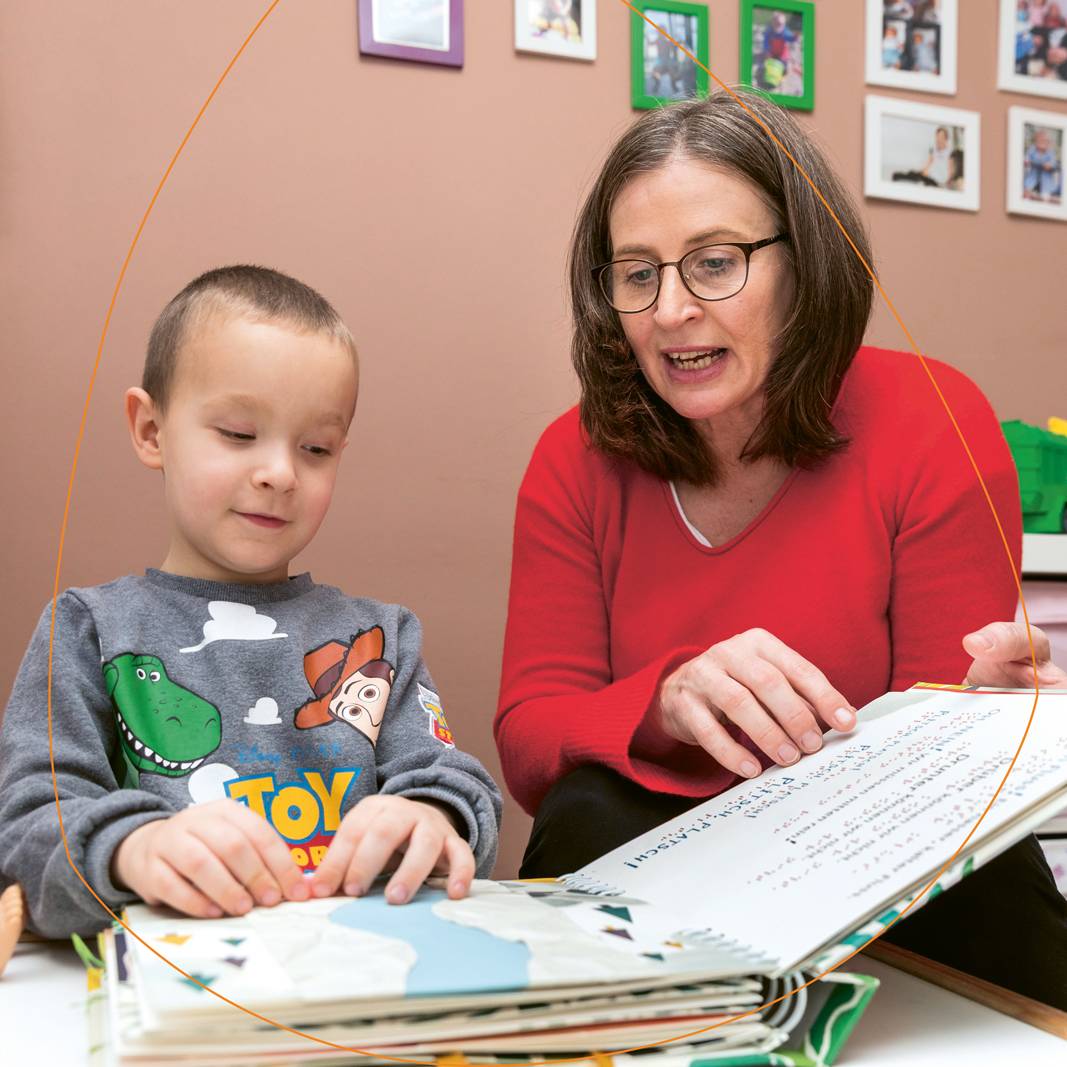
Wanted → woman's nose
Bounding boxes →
[652,265,702,328]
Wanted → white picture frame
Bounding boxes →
[865,0,958,96]
[515,0,597,61]
[1007,106,1067,221]
[998,0,1067,100]
[864,95,980,212]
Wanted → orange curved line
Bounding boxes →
[45,2,1042,1064]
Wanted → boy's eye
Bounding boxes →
[217,428,255,441]
[302,444,332,457]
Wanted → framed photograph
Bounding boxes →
[515,1,596,61]
[864,95,980,211]
[865,0,958,95]
[357,0,464,68]
[630,1,709,111]
[998,0,1067,100]
[1007,106,1067,220]
[740,0,815,111]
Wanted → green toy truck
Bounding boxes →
[1002,420,1067,534]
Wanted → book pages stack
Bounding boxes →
[89,686,1067,1066]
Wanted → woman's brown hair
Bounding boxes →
[569,88,874,485]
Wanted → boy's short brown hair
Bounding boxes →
[143,265,358,412]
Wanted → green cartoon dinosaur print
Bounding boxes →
[103,654,221,788]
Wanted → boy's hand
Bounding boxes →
[111,798,310,919]
[309,796,475,905]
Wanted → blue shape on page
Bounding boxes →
[330,889,531,995]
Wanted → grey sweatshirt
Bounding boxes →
[0,570,502,937]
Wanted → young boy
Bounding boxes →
[0,265,501,938]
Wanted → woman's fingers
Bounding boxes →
[674,689,764,778]
[747,631,856,733]
[658,629,856,775]
[714,649,820,757]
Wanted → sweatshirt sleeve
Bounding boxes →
[887,363,1022,689]
[374,607,502,877]
[495,421,734,817]
[0,594,175,937]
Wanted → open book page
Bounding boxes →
[565,690,1067,975]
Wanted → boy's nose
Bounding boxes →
[254,448,297,492]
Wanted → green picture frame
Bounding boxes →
[630,1,710,111]
[740,0,815,111]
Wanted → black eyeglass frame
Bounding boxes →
[591,233,791,314]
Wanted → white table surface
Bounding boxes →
[2,939,1064,1066]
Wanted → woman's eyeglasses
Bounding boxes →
[592,233,790,314]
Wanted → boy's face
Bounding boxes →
[153,313,357,584]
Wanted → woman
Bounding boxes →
[495,89,1067,1005]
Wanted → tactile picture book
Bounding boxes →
[87,686,1067,1066]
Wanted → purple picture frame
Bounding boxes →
[357,0,464,68]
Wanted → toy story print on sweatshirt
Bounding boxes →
[103,603,456,874]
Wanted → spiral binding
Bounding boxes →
[559,873,624,895]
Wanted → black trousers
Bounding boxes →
[520,764,1067,1010]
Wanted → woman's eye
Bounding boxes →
[626,267,656,286]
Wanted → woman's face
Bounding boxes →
[608,156,794,437]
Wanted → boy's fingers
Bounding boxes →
[442,836,476,899]
[310,829,361,898]
[384,825,443,904]
[343,820,412,897]
[192,820,286,908]
[153,858,224,919]
[170,836,254,916]
[224,806,309,902]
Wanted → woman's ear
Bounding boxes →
[125,387,164,471]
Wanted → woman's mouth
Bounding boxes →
[665,347,727,369]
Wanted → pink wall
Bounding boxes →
[2,2,1063,878]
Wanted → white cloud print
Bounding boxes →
[180,601,288,654]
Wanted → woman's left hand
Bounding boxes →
[962,622,1067,689]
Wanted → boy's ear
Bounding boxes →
[125,387,164,471]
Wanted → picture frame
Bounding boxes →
[357,0,464,68]
[1007,106,1067,221]
[865,0,958,96]
[998,0,1067,100]
[740,0,815,111]
[630,0,709,111]
[515,0,597,61]
[864,95,980,212]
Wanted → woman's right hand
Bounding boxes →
[654,629,856,779]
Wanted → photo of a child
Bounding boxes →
[750,8,805,98]
[884,120,964,190]
[642,10,700,101]
[865,95,979,211]
[527,0,583,46]
[1024,123,1064,202]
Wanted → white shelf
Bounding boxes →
[1022,534,1067,576]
